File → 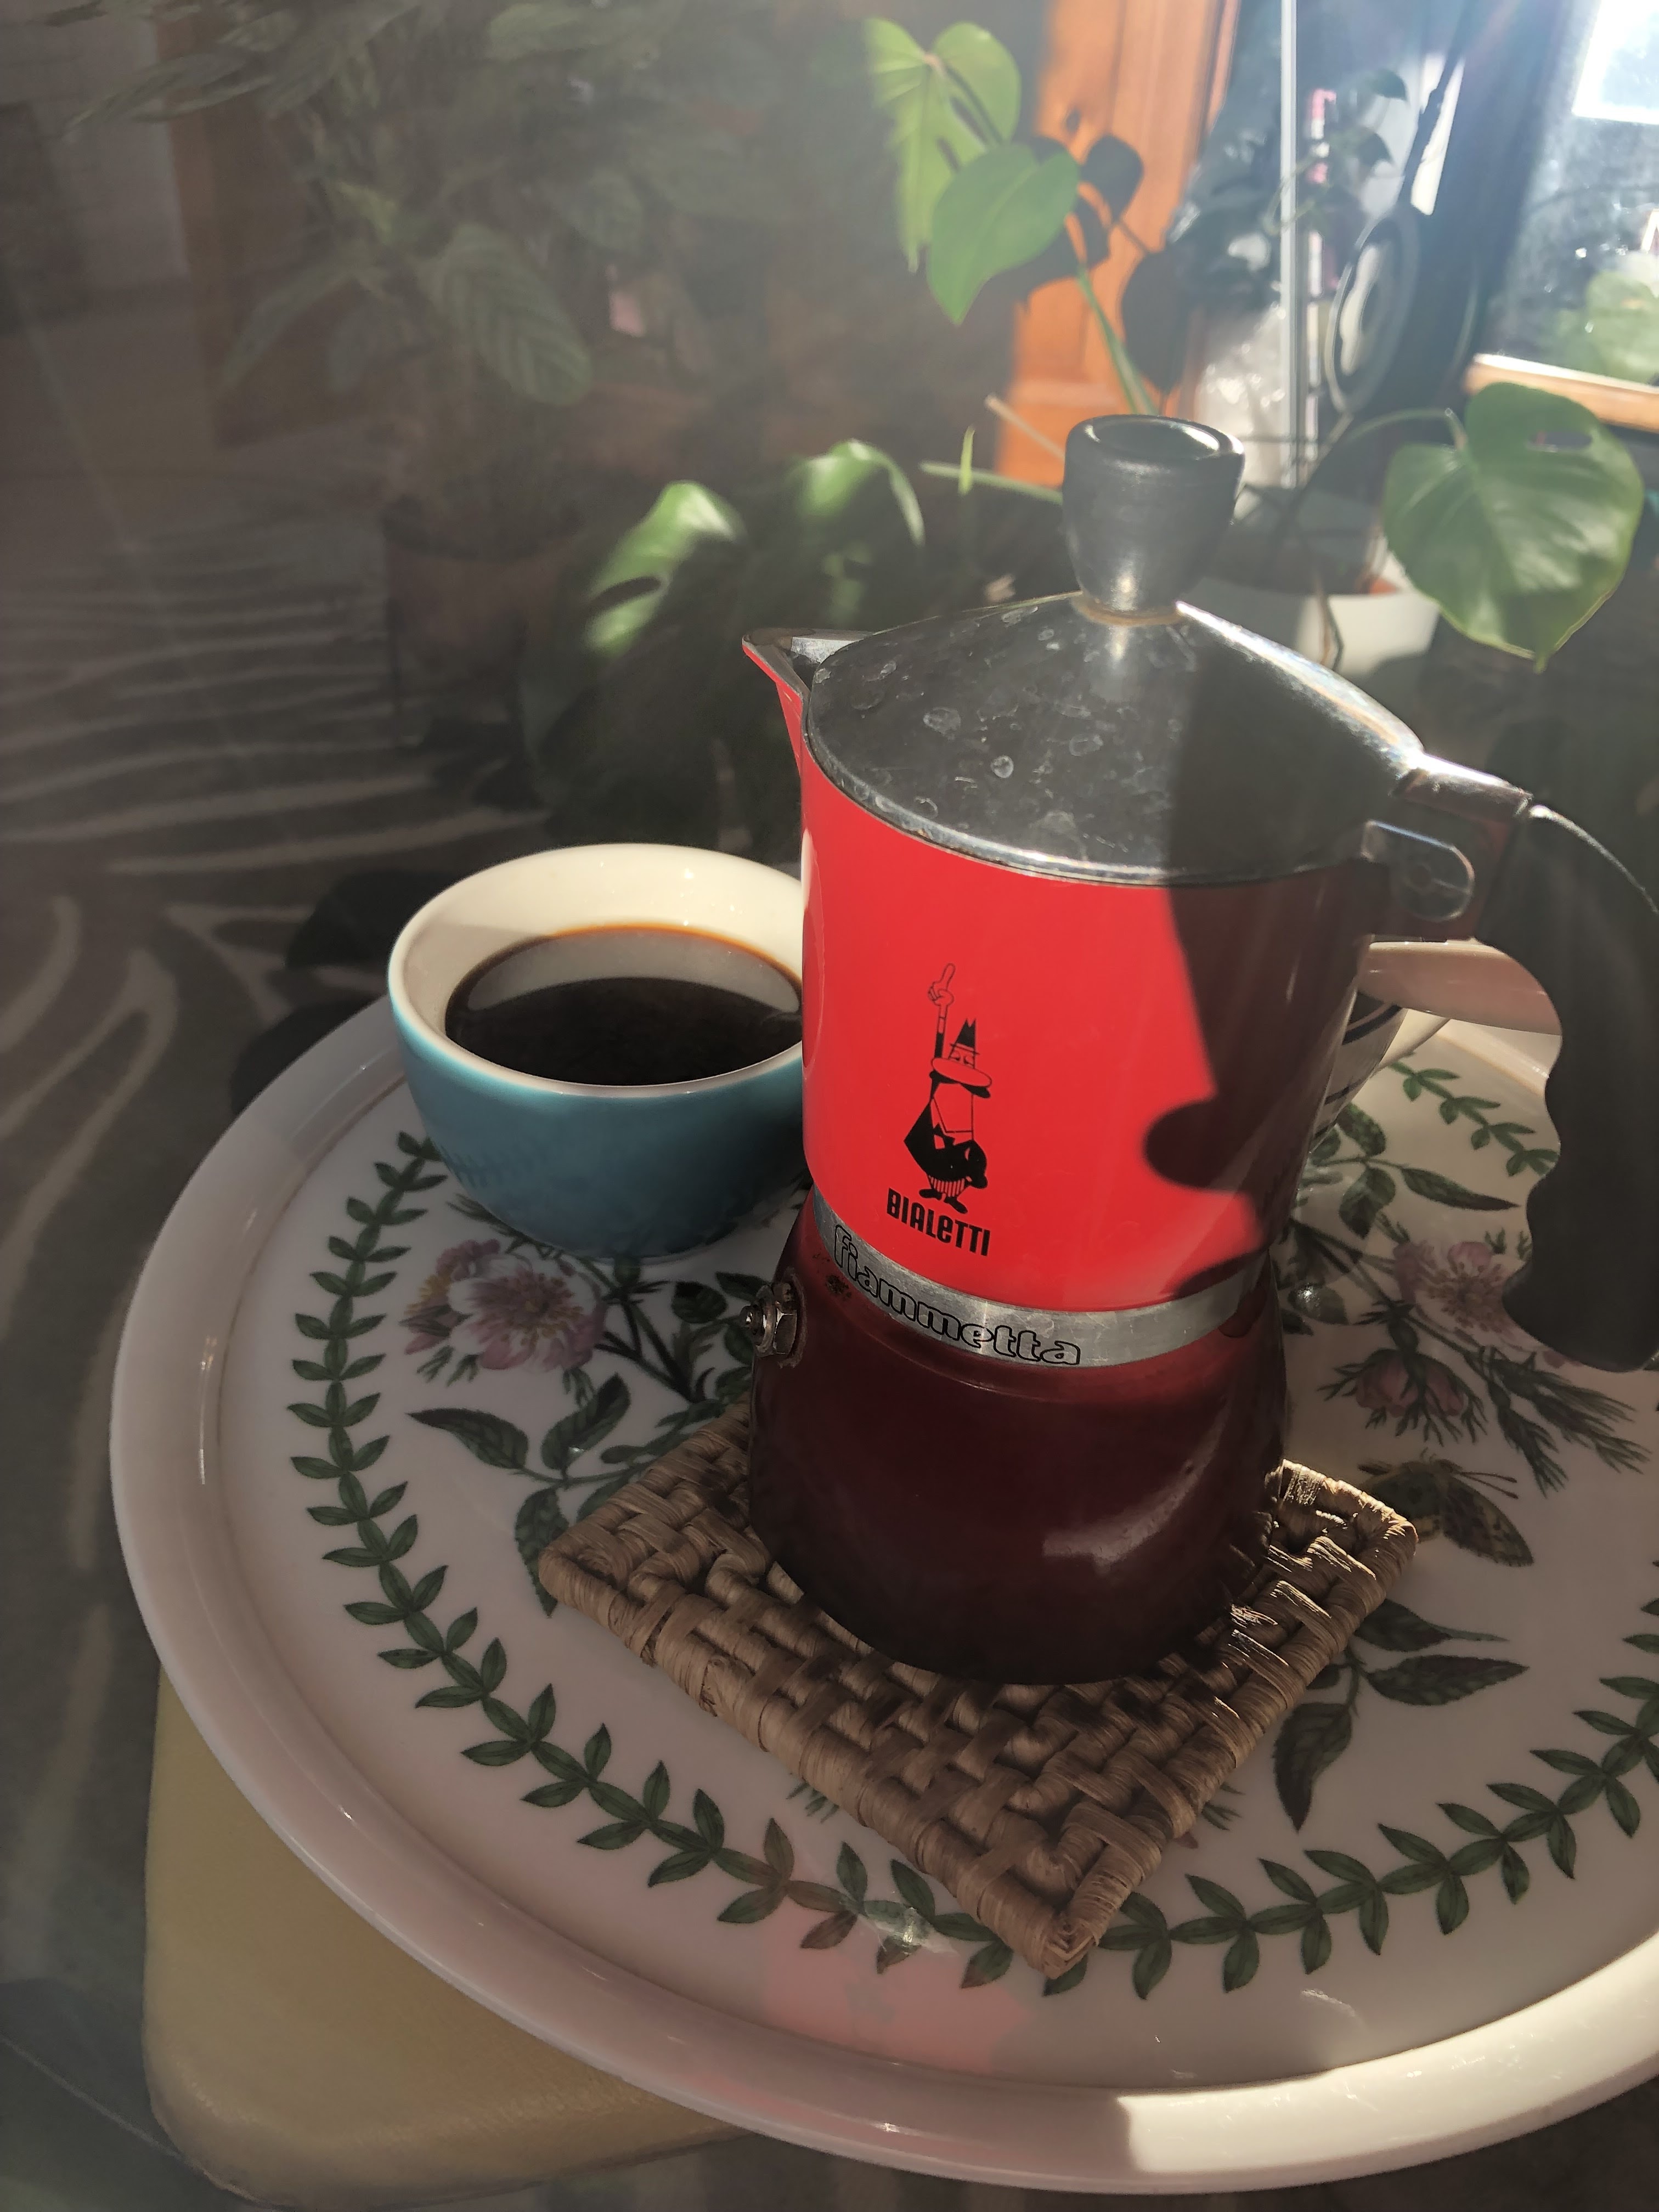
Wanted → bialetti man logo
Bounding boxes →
[898,962,991,1252]
[827,1217,1081,1368]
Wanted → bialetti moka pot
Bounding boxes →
[744,416,1659,1685]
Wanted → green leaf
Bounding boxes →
[379,1646,435,1669]
[625,123,779,224]
[1554,269,1659,386]
[1187,1876,1245,1921]
[858,18,1005,268]
[963,1940,1013,1988]
[1381,384,1645,668]
[890,1861,935,1922]
[1273,1701,1353,1829]
[648,1849,712,1886]
[1043,1960,1088,1996]
[463,1737,529,1767]
[1500,1846,1531,1903]
[671,1280,726,1327]
[541,1373,629,1472]
[69,48,255,133]
[550,165,645,254]
[1367,1656,1527,1705]
[1339,1164,1396,1240]
[836,1842,866,1904]
[1606,1778,1641,1836]
[1131,1938,1172,1999]
[261,0,421,117]
[1548,1815,1577,1877]
[718,1886,785,1925]
[1395,1165,1513,1212]
[583,482,744,660]
[1355,1598,1504,1652]
[1435,1873,1470,1933]
[223,250,365,391]
[488,0,664,59]
[1261,1859,1317,1904]
[1222,1930,1260,1991]
[579,1821,647,1851]
[410,1407,528,1469]
[345,1600,402,1625]
[801,1911,858,1950]
[1358,1889,1390,1953]
[1301,1916,1334,1973]
[927,142,1080,323]
[1337,1102,1387,1156]
[419,223,592,406]
[514,1488,567,1613]
[524,1777,584,1809]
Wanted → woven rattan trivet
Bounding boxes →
[540,1405,1415,1980]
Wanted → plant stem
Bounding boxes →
[1071,255,1156,416]
[1264,405,1460,577]
[918,461,1062,504]
[983,392,1065,459]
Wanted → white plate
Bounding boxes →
[112,1002,1659,2191]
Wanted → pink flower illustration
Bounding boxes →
[1391,1238,1560,1359]
[1352,1347,1469,1423]
[436,1238,500,1281]
[402,1239,501,1352]
[453,1262,605,1372]
[1353,1351,1415,1416]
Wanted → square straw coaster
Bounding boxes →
[540,1405,1416,1980]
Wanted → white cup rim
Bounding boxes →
[388,844,804,1102]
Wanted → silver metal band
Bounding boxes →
[811,1192,1259,1370]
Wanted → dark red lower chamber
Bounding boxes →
[749,1203,1283,1683]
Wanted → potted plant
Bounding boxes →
[61,0,795,682]
[838,19,1646,697]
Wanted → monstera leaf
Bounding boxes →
[582,482,746,661]
[927,141,1080,322]
[858,18,1018,267]
[1381,383,1644,668]
[417,223,592,405]
[1551,269,1659,387]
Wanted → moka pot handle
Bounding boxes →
[1471,808,1659,1372]
[1372,778,1659,1373]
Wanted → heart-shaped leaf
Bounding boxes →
[927,142,1080,323]
[1381,383,1644,668]
[859,18,1016,268]
[419,222,592,405]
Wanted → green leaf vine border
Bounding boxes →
[287,1131,1659,2002]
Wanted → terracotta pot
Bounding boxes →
[382,514,582,691]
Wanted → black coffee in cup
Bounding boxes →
[445,926,802,1086]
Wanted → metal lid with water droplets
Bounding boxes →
[800,416,1423,887]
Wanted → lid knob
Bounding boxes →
[1062,416,1245,614]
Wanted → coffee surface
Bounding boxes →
[445,925,801,1085]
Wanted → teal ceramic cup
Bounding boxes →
[388,845,804,1257]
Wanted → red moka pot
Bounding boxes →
[744,416,1659,1684]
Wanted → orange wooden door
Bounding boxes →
[997,0,1236,483]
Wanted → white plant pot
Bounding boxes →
[1186,578,1439,714]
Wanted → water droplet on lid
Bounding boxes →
[991,755,1014,780]
[878,658,899,677]
[1037,627,1056,641]
[1068,731,1103,755]
[912,794,939,816]
[922,707,961,737]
